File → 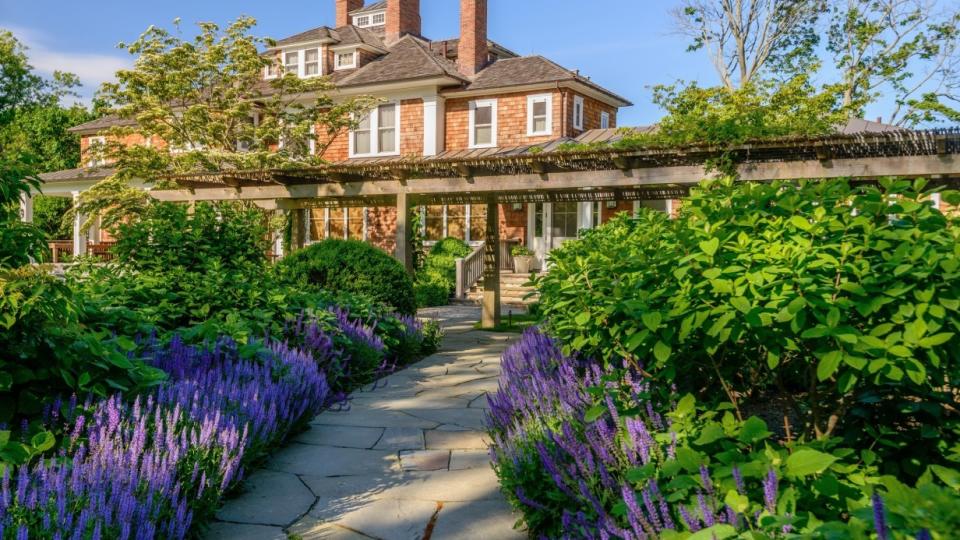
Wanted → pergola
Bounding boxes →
[146,130,960,327]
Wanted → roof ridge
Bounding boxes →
[400,35,466,80]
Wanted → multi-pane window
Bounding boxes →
[600,111,610,129]
[284,51,299,74]
[591,201,601,228]
[371,12,385,25]
[469,99,497,148]
[573,96,584,130]
[304,49,320,76]
[87,136,107,167]
[421,205,488,243]
[551,202,579,238]
[469,204,487,241]
[335,51,356,70]
[265,60,280,79]
[354,15,370,26]
[527,94,552,136]
[329,208,346,239]
[351,103,399,157]
[377,103,396,154]
[347,207,365,240]
[425,206,444,241]
[353,114,372,155]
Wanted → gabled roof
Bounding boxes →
[337,35,467,87]
[68,115,134,134]
[464,55,632,106]
[350,1,387,14]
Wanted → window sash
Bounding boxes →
[527,94,552,136]
[304,49,320,76]
[469,100,497,148]
[336,51,356,69]
[600,112,610,129]
[284,51,299,74]
[573,96,584,130]
[351,102,399,157]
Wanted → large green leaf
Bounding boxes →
[785,448,838,477]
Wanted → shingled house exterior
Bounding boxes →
[44,0,633,267]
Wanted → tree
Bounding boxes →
[828,0,960,125]
[81,16,378,228]
[674,0,826,89]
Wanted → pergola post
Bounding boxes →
[289,209,307,252]
[19,192,33,223]
[395,191,414,274]
[481,198,501,329]
[71,192,87,258]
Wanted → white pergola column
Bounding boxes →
[20,192,33,223]
[72,192,87,257]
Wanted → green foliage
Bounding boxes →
[536,178,960,476]
[113,201,270,272]
[277,239,417,315]
[80,16,378,227]
[31,195,72,238]
[511,244,535,257]
[415,237,471,308]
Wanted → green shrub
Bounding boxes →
[113,201,270,272]
[413,237,471,308]
[536,178,960,477]
[277,239,417,315]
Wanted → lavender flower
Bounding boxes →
[763,469,778,513]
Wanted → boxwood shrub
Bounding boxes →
[415,237,472,308]
[277,239,417,315]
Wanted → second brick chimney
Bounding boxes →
[336,0,364,28]
[459,0,488,76]
[386,0,421,43]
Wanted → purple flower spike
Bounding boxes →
[872,493,889,540]
[763,469,778,513]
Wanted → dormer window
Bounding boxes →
[87,136,107,167]
[284,51,299,74]
[353,10,386,27]
[335,50,357,70]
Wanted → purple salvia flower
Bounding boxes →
[872,493,889,540]
[763,469,778,513]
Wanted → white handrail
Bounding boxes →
[455,245,485,299]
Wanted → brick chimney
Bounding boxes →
[386,0,421,43]
[336,0,364,28]
[459,0,488,76]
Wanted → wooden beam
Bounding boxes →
[395,191,414,275]
[150,154,960,203]
[481,198,501,329]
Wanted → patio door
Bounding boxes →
[550,202,580,249]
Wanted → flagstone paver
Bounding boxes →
[206,305,525,540]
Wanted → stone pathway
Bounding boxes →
[207,306,525,540]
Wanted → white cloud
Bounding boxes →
[1,23,130,104]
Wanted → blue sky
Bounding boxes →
[0,0,722,126]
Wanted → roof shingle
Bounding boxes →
[465,56,632,105]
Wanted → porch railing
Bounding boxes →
[47,241,116,263]
[454,244,485,300]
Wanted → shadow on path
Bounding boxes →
[205,305,525,540]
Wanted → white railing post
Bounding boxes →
[455,257,465,299]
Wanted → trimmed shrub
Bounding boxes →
[415,237,471,308]
[536,178,960,475]
[277,239,417,315]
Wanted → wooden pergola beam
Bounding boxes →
[150,154,960,204]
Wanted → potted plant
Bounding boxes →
[511,244,535,274]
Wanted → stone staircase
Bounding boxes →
[462,272,540,306]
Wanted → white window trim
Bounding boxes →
[353,11,386,27]
[600,111,611,129]
[527,93,553,137]
[468,98,498,149]
[573,95,584,131]
[349,101,401,158]
[335,50,357,71]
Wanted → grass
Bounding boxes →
[473,311,541,333]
